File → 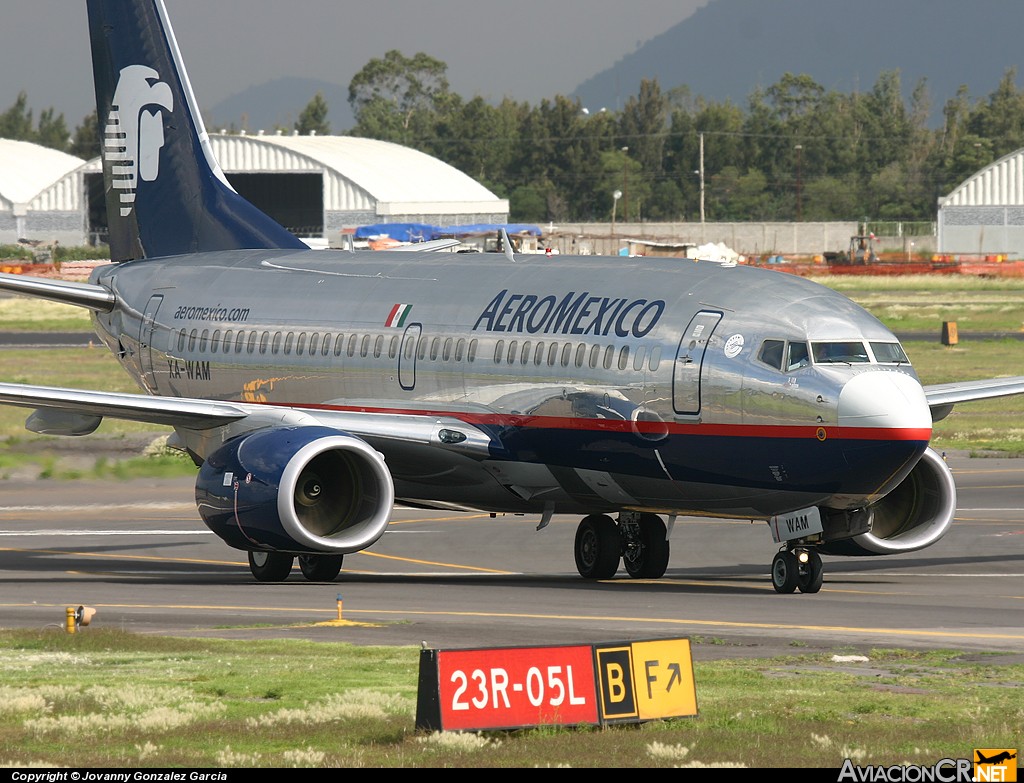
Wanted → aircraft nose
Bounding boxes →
[837,371,932,431]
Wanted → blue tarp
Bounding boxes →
[352,223,437,242]
[352,223,543,242]
[433,223,542,237]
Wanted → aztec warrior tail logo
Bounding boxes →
[104,65,174,217]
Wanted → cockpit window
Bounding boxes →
[758,339,811,372]
[787,341,810,371]
[870,341,910,364]
[757,340,784,370]
[812,341,870,364]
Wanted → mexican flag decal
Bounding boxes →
[385,303,413,327]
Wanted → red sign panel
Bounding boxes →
[434,644,598,730]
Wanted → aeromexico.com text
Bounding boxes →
[474,290,666,338]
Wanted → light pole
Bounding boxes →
[611,189,622,239]
[698,132,705,226]
[620,146,629,223]
[794,143,803,221]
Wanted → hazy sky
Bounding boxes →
[0,0,709,126]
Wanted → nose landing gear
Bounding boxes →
[771,548,823,594]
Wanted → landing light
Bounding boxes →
[438,429,467,444]
[797,551,809,564]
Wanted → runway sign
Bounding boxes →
[415,637,697,731]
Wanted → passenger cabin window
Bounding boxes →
[812,341,870,364]
[648,346,662,371]
[870,342,910,364]
[633,346,646,371]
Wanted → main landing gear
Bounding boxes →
[770,547,823,594]
[247,551,344,582]
[574,511,671,580]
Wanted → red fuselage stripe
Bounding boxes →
[253,401,931,441]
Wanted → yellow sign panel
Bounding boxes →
[630,638,697,720]
[595,638,697,723]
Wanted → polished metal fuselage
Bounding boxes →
[89,249,929,519]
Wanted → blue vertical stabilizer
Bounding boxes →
[87,0,307,261]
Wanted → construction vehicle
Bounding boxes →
[823,235,878,265]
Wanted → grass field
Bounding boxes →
[0,629,1020,769]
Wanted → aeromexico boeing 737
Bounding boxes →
[3,0,1024,593]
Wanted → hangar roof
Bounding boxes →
[0,139,85,208]
[939,147,1024,207]
[208,133,507,214]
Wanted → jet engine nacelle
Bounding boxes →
[819,447,957,556]
[195,425,394,555]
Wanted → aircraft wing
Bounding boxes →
[923,375,1024,421]
[0,382,248,431]
[391,238,462,252]
[0,382,496,456]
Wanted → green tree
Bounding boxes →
[967,68,1024,158]
[35,107,69,151]
[348,50,453,144]
[69,112,101,160]
[295,92,330,135]
[0,91,34,140]
[619,78,668,178]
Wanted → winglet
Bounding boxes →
[500,228,515,262]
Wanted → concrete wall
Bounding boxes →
[543,221,937,258]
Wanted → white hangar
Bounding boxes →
[1,134,509,249]
[0,139,91,248]
[938,147,1024,259]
